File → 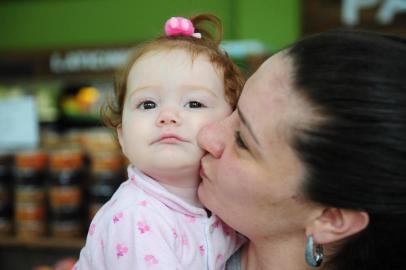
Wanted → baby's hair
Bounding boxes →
[101,13,244,132]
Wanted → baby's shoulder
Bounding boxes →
[89,181,140,223]
[90,180,176,230]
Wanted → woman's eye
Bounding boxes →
[235,131,248,150]
[137,100,157,110]
[185,101,205,109]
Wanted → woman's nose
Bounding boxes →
[197,121,226,159]
[156,108,181,126]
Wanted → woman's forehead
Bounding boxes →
[239,53,311,142]
[243,53,293,112]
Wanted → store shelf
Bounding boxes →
[0,236,85,249]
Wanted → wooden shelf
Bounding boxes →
[0,236,85,249]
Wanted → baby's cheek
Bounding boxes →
[215,103,233,118]
[196,147,206,158]
[198,114,223,129]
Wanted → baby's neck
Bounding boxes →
[160,182,202,208]
[142,168,202,207]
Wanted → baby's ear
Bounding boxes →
[306,207,369,245]
[117,127,124,150]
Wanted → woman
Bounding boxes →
[197,29,406,270]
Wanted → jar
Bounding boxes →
[88,151,124,220]
[0,153,13,235]
[48,148,84,238]
[14,150,48,238]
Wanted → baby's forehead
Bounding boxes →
[127,50,225,93]
[136,48,212,65]
[130,49,224,83]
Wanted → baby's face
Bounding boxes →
[118,49,232,183]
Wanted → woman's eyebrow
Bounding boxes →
[237,107,260,145]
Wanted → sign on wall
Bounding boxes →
[302,0,406,36]
[0,97,39,151]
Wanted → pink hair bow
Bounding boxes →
[164,17,202,38]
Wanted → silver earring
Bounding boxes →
[305,235,324,267]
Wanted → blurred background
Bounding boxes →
[0,0,405,269]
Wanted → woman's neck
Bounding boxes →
[242,234,313,270]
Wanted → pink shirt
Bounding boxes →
[73,166,243,270]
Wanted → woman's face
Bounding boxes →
[197,52,316,240]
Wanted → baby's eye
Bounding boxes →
[137,100,157,110]
[185,101,206,109]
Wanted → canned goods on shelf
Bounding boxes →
[0,153,13,233]
[14,150,48,238]
[48,148,84,238]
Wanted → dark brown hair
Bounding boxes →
[101,14,244,131]
[288,29,406,270]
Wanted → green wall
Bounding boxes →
[0,0,299,52]
[237,0,300,51]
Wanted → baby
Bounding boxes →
[73,14,244,270]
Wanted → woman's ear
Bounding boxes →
[306,208,369,245]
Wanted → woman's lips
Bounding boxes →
[199,159,208,179]
[199,166,206,178]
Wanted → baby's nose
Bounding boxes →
[156,108,181,126]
